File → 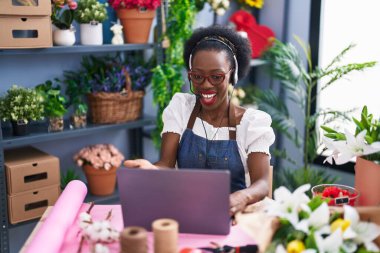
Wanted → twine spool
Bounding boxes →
[152,218,179,253]
[119,226,148,253]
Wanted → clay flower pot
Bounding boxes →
[116,7,156,43]
[83,164,118,196]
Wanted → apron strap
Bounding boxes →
[187,99,201,129]
[228,102,237,140]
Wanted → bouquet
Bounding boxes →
[108,0,161,10]
[321,105,380,165]
[74,144,125,170]
[266,184,380,253]
[74,0,108,24]
[51,0,78,30]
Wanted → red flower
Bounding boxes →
[108,0,161,10]
[319,185,358,206]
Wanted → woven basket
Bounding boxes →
[87,69,144,124]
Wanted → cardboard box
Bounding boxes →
[5,147,60,195]
[0,15,52,49]
[8,184,60,224]
[0,0,51,16]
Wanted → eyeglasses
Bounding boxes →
[188,69,233,86]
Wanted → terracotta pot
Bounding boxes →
[355,156,380,206]
[83,164,118,196]
[116,7,156,43]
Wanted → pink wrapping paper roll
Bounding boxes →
[25,180,87,253]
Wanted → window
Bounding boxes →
[312,0,380,172]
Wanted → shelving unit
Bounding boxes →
[0,6,164,250]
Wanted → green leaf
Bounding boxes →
[321,125,338,134]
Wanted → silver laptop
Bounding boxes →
[117,168,231,235]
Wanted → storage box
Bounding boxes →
[5,147,60,195]
[0,0,51,16]
[7,184,60,224]
[0,15,52,49]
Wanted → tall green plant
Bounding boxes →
[259,37,376,190]
[151,0,196,147]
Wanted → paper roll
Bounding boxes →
[152,218,178,253]
[25,180,87,253]
[119,226,148,253]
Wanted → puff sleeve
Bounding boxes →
[161,93,195,137]
[238,109,275,156]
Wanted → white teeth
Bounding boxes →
[201,94,216,99]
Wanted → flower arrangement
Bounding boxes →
[74,144,125,170]
[51,0,78,30]
[208,0,230,16]
[124,62,153,91]
[108,0,161,10]
[321,105,380,165]
[266,184,380,253]
[74,0,108,24]
[228,85,246,106]
[0,85,44,124]
[311,184,359,207]
[77,203,119,252]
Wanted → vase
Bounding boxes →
[53,27,76,46]
[71,114,87,129]
[355,156,380,206]
[80,23,103,45]
[11,120,29,136]
[48,116,64,132]
[83,165,118,196]
[116,7,156,43]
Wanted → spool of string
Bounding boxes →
[119,226,148,253]
[152,218,179,253]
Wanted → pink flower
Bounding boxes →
[108,0,161,10]
[74,144,124,170]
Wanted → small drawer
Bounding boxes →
[8,184,60,224]
[5,147,60,195]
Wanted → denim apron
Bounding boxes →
[177,99,246,193]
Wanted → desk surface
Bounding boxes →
[20,199,277,253]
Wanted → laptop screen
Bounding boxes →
[117,168,231,235]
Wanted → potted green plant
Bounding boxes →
[36,80,68,132]
[321,105,380,206]
[51,0,78,46]
[0,85,44,136]
[74,0,108,45]
[63,70,91,128]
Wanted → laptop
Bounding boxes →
[117,168,231,235]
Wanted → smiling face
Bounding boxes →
[190,50,233,111]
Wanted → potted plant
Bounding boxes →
[0,85,44,136]
[63,70,91,128]
[51,0,78,46]
[321,105,380,206]
[74,0,108,45]
[36,80,68,132]
[108,0,161,43]
[73,144,125,195]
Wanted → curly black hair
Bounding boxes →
[183,25,252,83]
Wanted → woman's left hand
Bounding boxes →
[229,190,250,220]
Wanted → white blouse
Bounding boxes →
[161,93,276,173]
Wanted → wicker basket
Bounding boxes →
[87,70,144,124]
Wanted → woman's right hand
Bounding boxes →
[123,159,158,169]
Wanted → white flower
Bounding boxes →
[315,228,343,253]
[295,202,330,235]
[266,184,311,227]
[343,205,380,252]
[323,130,380,165]
[93,243,109,253]
[215,8,226,16]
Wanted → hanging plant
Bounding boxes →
[151,0,196,147]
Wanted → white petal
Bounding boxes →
[308,203,330,229]
[274,186,292,202]
[344,205,359,226]
[295,219,310,234]
[364,241,380,252]
[275,244,287,253]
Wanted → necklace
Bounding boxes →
[199,107,225,142]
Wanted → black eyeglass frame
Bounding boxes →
[187,69,233,86]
